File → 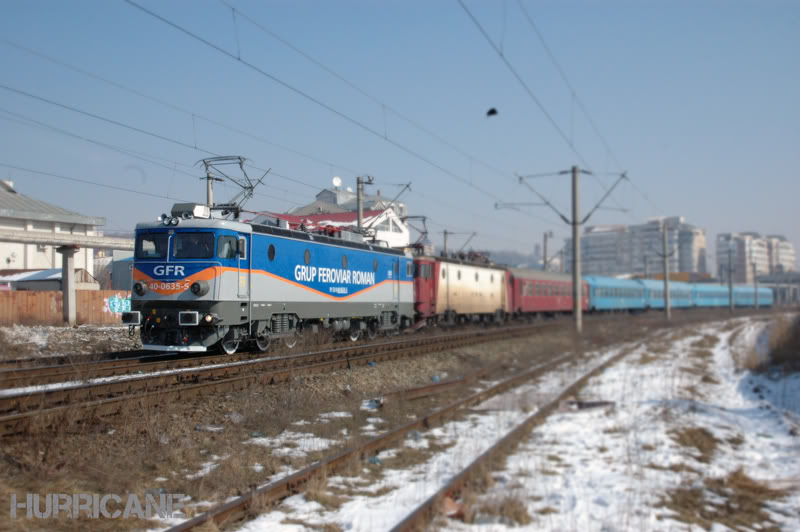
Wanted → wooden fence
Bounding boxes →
[0,290,131,326]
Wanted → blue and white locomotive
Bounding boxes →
[122,203,415,353]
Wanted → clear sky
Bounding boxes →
[1,1,798,270]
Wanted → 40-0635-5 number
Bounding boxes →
[148,281,190,291]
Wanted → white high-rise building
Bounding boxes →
[717,233,770,284]
[765,235,796,274]
[564,217,707,277]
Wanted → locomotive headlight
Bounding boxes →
[190,281,209,296]
[161,215,171,226]
[204,313,214,323]
[169,217,180,226]
[133,282,147,296]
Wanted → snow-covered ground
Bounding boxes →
[148,316,800,531]
[449,316,800,531]
[0,323,138,360]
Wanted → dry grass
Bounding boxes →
[768,316,800,367]
[669,427,719,463]
[304,471,346,509]
[460,492,532,526]
[660,468,789,531]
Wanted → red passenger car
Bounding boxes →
[508,268,588,317]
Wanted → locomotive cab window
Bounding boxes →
[173,232,214,259]
[218,236,237,259]
[237,238,246,260]
[135,232,168,259]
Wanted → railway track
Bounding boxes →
[164,348,577,531]
[0,323,549,436]
[163,332,636,531]
[1,307,766,387]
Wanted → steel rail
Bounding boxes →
[389,346,636,531]
[0,325,542,436]
[164,352,575,532]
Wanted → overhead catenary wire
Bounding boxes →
[0,38,354,186]
[514,0,664,216]
[0,106,302,206]
[123,0,528,208]
[457,0,630,215]
[219,1,516,183]
[0,84,320,205]
[0,162,192,203]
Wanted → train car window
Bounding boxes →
[406,262,413,277]
[394,262,399,275]
[173,232,214,259]
[475,272,479,282]
[342,255,348,269]
[304,249,311,265]
[135,232,168,259]
[457,270,461,280]
[268,244,276,261]
[218,236,237,259]
[442,268,446,279]
[490,274,494,283]
[238,238,247,260]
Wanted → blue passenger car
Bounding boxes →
[585,276,646,312]
[692,284,731,308]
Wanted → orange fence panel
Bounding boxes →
[0,290,130,326]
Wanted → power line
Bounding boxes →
[123,0,513,206]
[221,1,515,183]
[0,161,190,202]
[0,109,302,206]
[514,1,663,216]
[0,83,320,203]
[0,38,356,185]
[456,0,631,215]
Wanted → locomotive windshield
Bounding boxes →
[173,232,215,259]
[135,232,168,259]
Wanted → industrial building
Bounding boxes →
[564,216,708,277]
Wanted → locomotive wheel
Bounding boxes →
[255,333,271,352]
[348,327,362,342]
[220,338,239,355]
[366,321,378,340]
[284,331,298,349]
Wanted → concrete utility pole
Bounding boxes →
[728,243,735,314]
[356,175,375,231]
[572,166,582,334]
[517,166,626,336]
[357,176,364,230]
[57,245,78,325]
[662,228,671,320]
[543,230,553,271]
[443,230,449,257]
[753,262,759,310]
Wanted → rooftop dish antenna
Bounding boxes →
[332,176,342,188]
